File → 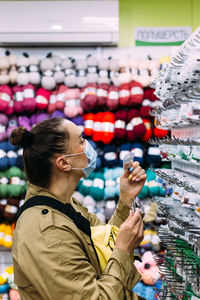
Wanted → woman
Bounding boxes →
[11,117,147,300]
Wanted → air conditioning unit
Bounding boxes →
[0,1,119,46]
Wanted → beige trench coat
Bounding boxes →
[13,183,143,300]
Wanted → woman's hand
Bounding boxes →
[119,161,146,208]
[115,208,144,255]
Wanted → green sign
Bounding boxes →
[135,26,192,46]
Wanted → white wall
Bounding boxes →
[0,45,172,60]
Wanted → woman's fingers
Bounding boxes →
[133,170,147,182]
[129,166,146,181]
[127,208,142,226]
[123,161,139,177]
[128,165,141,180]
[138,218,145,242]
[116,208,145,254]
[135,174,147,182]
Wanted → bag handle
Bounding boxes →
[16,195,91,238]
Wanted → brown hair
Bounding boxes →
[10,118,69,188]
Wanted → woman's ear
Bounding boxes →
[56,156,71,172]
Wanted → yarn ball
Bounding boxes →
[107,85,119,111]
[153,127,169,139]
[101,112,115,144]
[71,116,84,133]
[146,147,161,168]
[119,143,131,167]
[90,171,104,201]
[51,110,66,119]
[97,83,109,107]
[83,113,94,137]
[23,84,36,112]
[103,144,118,167]
[114,110,127,139]
[0,85,12,112]
[48,91,57,114]
[119,83,130,106]
[140,99,152,118]
[7,116,18,138]
[81,83,97,111]
[0,114,8,141]
[130,142,144,165]
[129,80,144,106]
[36,87,51,110]
[34,113,49,124]
[93,112,103,142]
[18,116,31,131]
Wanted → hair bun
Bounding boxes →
[10,127,33,148]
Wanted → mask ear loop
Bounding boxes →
[62,152,84,158]
[61,152,87,171]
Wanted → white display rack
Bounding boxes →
[171,158,200,177]
[155,197,200,252]
[171,126,200,139]
[152,27,200,300]
[153,168,200,194]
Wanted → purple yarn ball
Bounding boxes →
[51,110,66,119]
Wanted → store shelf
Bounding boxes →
[155,197,200,252]
[152,168,200,193]
[154,121,200,131]
[171,158,200,177]
[149,137,200,146]
[171,126,200,139]
[151,26,200,300]
[154,231,200,299]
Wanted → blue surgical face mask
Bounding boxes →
[62,140,97,178]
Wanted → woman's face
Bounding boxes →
[62,120,88,169]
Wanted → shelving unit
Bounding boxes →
[151,26,200,300]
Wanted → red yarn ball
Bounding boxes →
[107,85,119,111]
[56,85,68,111]
[36,87,51,110]
[23,84,36,112]
[129,80,144,106]
[153,127,169,138]
[143,88,152,100]
[82,83,97,111]
[0,85,12,112]
[114,110,127,139]
[119,83,130,106]
[140,99,152,118]
[150,89,159,101]
[93,112,104,142]
[48,90,57,114]
[127,109,140,122]
[102,112,115,144]
[141,119,153,142]
[83,113,94,136]
[97,83,109,107]
[13,86,24,113]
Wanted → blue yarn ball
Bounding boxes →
[103,144,118,167]
[0,282,10,294]
[130,142,144,165]
[146,146,161,168]
[0,141,9,170]
[104,167,114,180]
[7,141,18,151]
[119,143,131,166]
[113,167,123,179]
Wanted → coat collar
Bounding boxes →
[25,182,68,205]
